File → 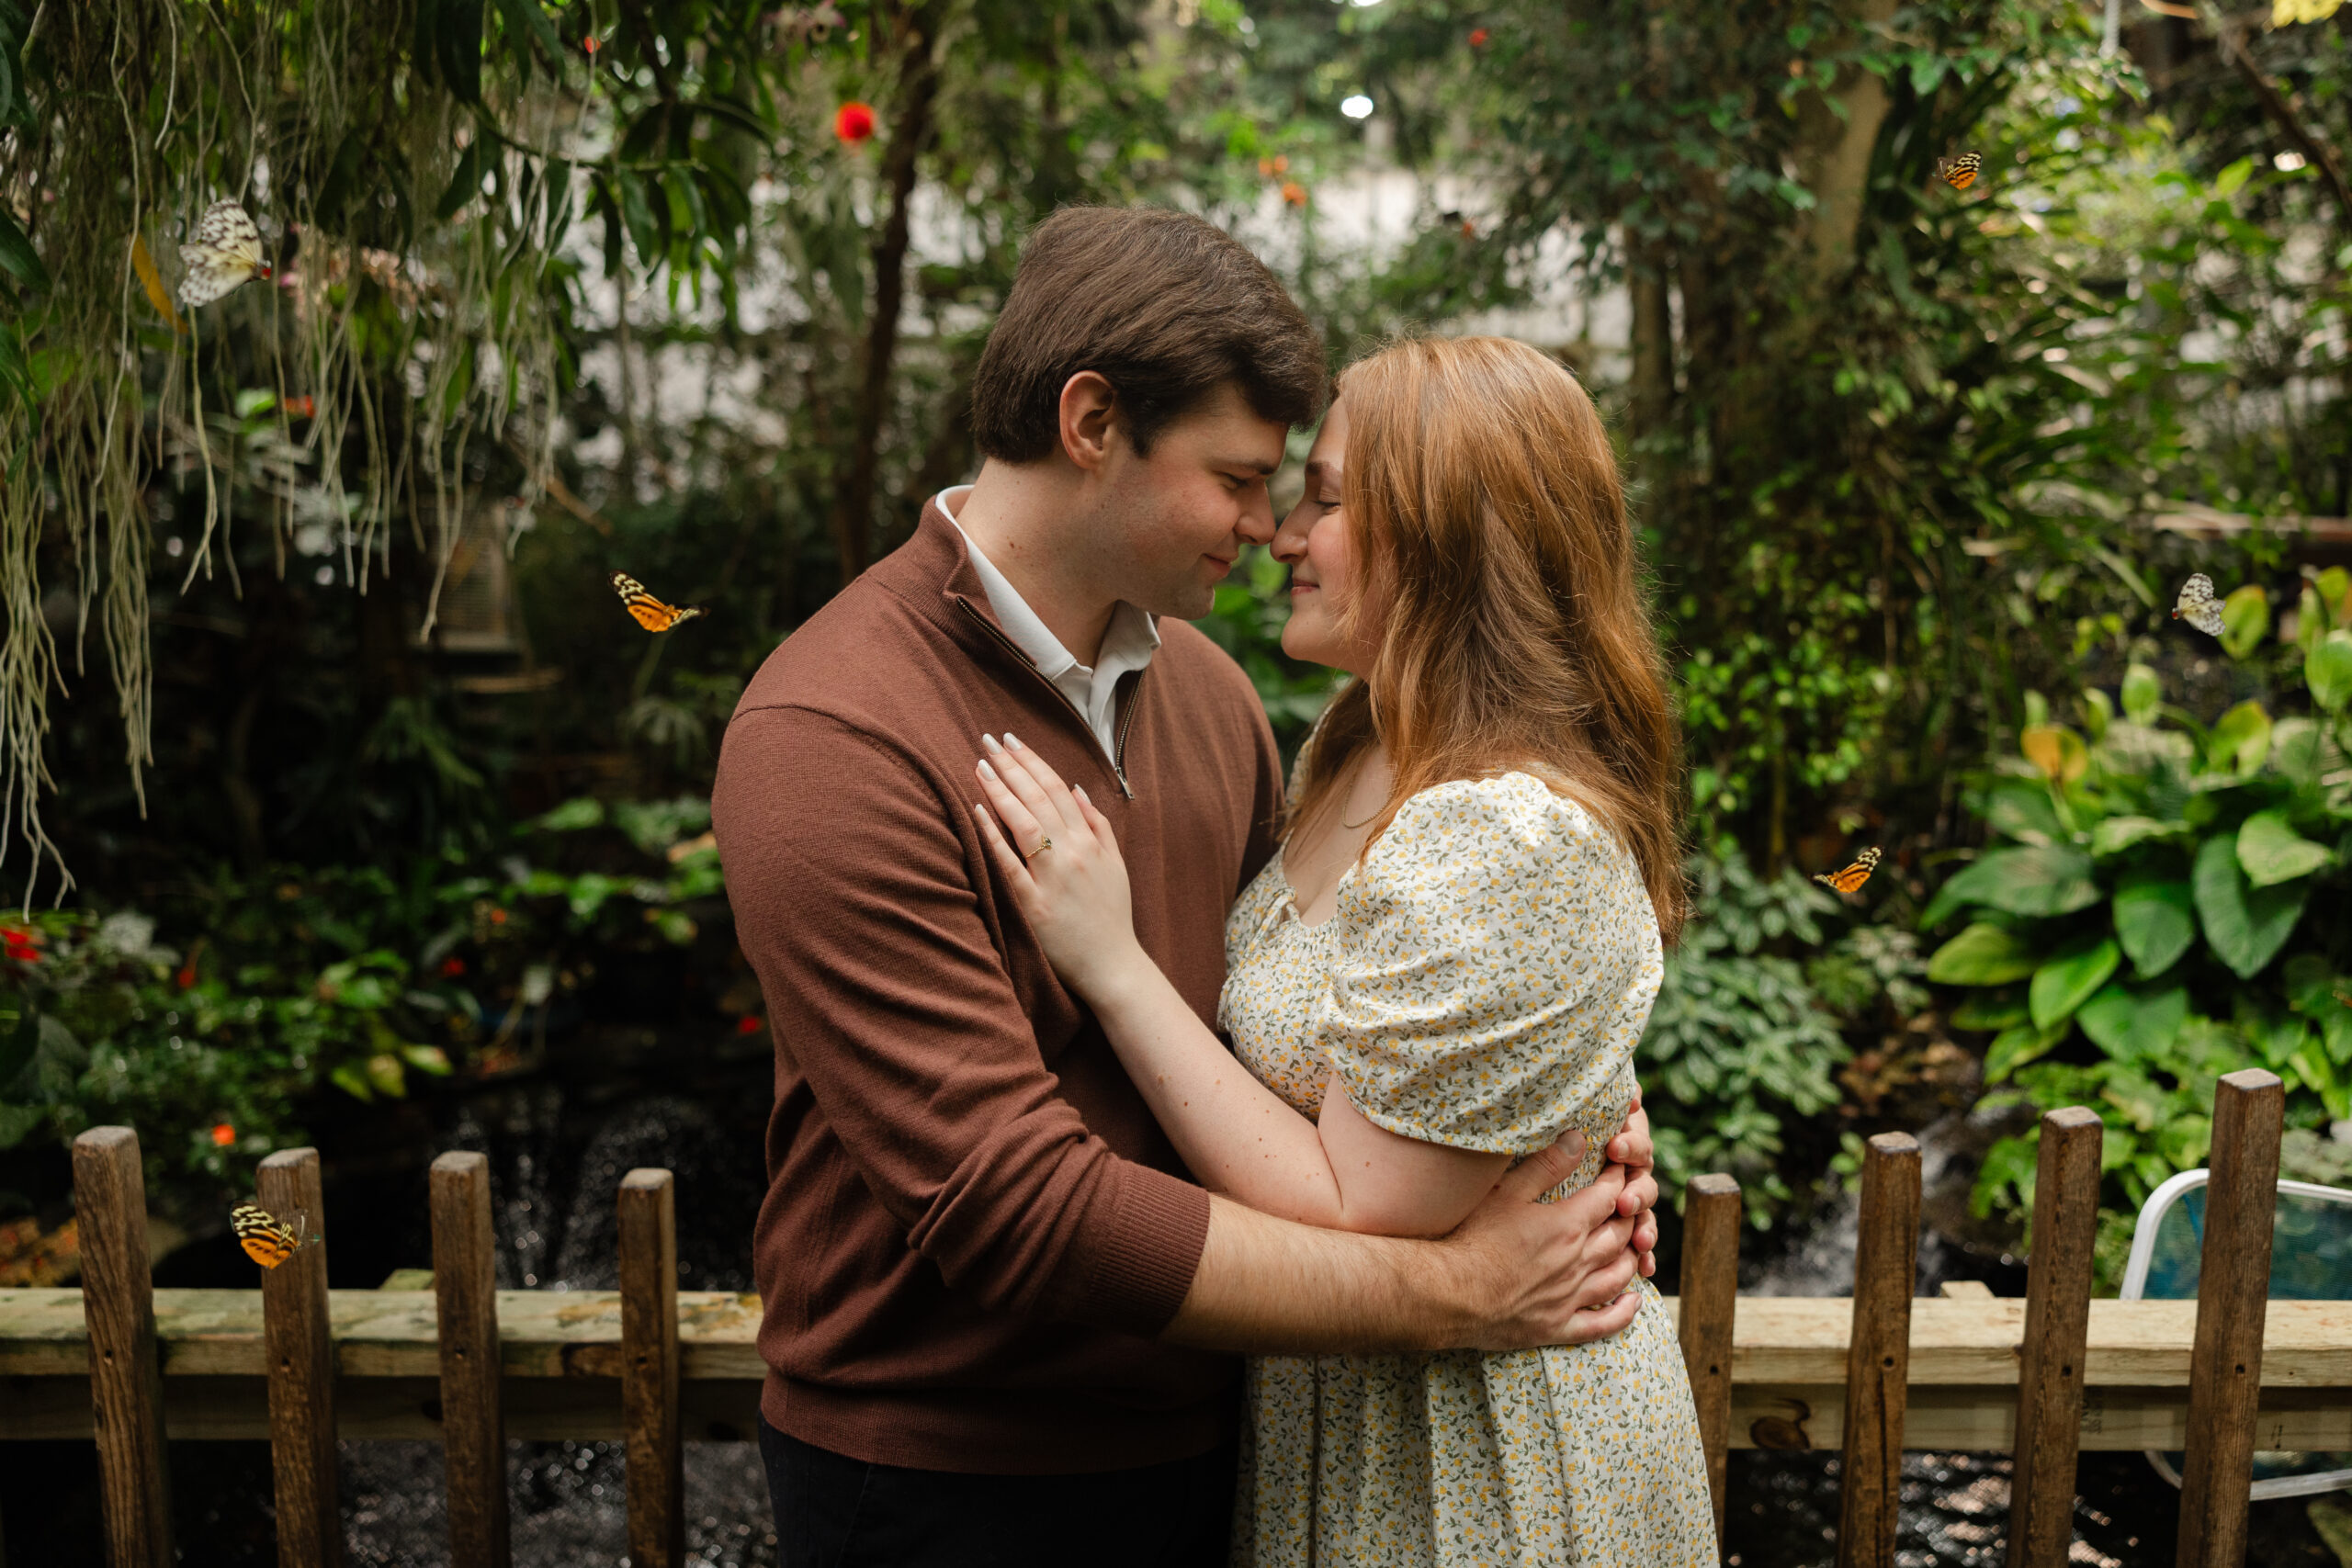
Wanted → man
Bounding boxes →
[712,206,1658,1567]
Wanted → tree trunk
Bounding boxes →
[827,1,944,592]
[1792,0,1898,288]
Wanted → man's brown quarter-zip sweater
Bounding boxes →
[713,495,1284,1473]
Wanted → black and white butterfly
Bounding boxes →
[2172,573,2224,637]
[177,200,271,307]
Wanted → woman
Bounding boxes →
[971,335,1715,1566]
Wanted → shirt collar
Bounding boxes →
[934,486,1160,679]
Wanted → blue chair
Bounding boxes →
[2120,1168,2352,1499]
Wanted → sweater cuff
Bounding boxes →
[1057,1162,1212,1337]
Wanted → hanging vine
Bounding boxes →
[0,0,783,904]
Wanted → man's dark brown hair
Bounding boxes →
[970,207,1326,463]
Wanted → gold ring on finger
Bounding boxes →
[1027,836,1052,858]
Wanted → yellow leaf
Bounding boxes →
[2020,724,2087,785]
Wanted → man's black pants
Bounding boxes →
[760,1418,1237,1568]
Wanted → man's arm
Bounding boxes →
[1166,1137,1650,1354]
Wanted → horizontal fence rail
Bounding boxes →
[0,1084,2335,1568]
[6,1290,2348,1450]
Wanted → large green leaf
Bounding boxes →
[2193,834,2308,979]
[1927,923,2041,986]
[1985,1019,2070,1084]
[2090,816,2184,857]
[2220,586,2270,660]
[2204,700,2270,775]
[2237,809,2334,887]
[2075,982,2188,1062]
[2030,938,2120,1031]
[2112,877,2196,978]
[2309,631,2352,715]
[1921,845,2101,928]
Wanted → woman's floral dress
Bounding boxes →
[1219,773,1717,1568]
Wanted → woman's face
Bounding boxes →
[1272,398,1380,678]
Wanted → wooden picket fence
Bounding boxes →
[2,1066,2347,1568]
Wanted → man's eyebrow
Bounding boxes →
[1219,455,1282,475]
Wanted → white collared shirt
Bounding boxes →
[936,486,1160,764]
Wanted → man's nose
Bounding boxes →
[1236,491,1277,547]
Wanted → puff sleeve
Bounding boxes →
[1313,774,1663,1160]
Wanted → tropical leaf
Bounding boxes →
[2030,938,2120,1031]
[2237,809,2333,888]
[2193,834,2307,979]
[2113,877,2196,978]
[1927,922,2041,986]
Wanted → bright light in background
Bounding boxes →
[1340,94,1374,119]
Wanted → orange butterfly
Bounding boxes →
[1937,152,1983,191]
[1815,846,1882,896]
[231,1202,315,1269]
[610,571,707,633]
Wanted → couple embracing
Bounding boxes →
[712,206,1716,1568]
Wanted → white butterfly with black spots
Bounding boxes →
[2172,573,2224,637]
[177,199,271,307]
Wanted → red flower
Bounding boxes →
[736,1014,765,1035]
[175,964,198,989]
[1,927,39,964]
[210,1123,236,1147]
[489,908,507,925]
[834,102,876,144]
[282,396,315,420]
[584,33,600,54]
[1469,27,1490,47]
[441,956,468,978]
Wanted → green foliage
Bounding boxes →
[1930,600,2352,1284]
[0,796,723,1214]
[1643,845,1864,1228]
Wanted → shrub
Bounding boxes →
[1929,570,2352,1282]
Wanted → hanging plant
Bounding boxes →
[0,0,782,903]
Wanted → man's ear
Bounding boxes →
[1057,371,1121,473]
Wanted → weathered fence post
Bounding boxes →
[258,1148,340,1568]
[1678,1172,1740,1552]
[2176,1068,2284,1568]
[73,1125,173,1568]
[431,1151,511,1568]
[1837,1132,1920,1568]
[2006,1106,2102,1568]
[620,1168,683,1568]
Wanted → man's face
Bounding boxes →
[1082,383,1286,620]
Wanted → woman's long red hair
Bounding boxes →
[1288,335,1687,942]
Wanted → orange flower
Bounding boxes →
[1469,27,1489,47]
[835,102,876,143]
[1281,182,1307,208]
[489,908,507,925]
[211,1123,236,1147]
[584,33,600,54]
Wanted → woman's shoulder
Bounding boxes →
[1374,772,1623,870]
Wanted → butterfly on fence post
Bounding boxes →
[2172,573,2224,637]
[1936,152,1984,191]
[609,571,707,632]
[177,200,272,306]
[231,1201,316,1269]
[1815,846,1883,896]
